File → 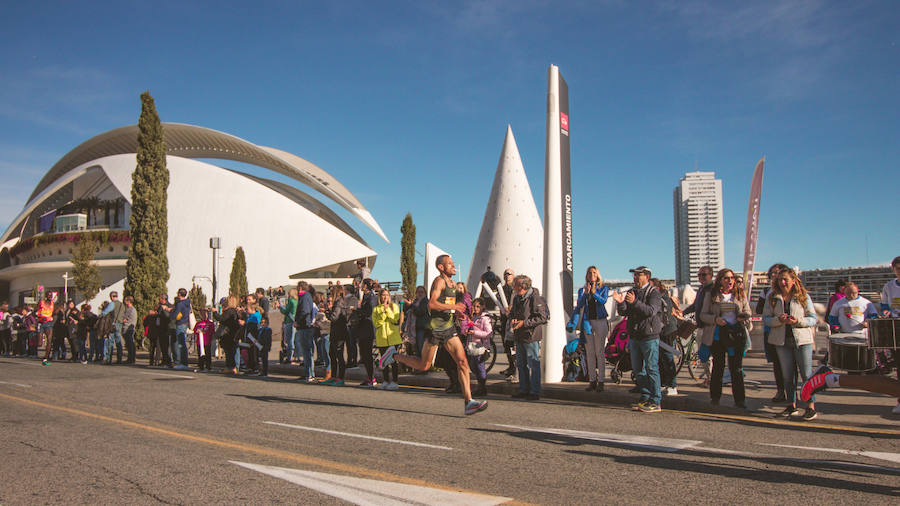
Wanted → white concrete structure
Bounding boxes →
[673,171,724,287]
[466,126,543,292]
[0,123,385,307]
[424,242,452,291]
[542,65,572,383]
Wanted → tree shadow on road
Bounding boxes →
[473,427,899,497]
[225,393,463,419]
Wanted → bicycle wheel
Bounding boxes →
[687,338,706,381]
[674,337,686,374]
[485,339,498,373]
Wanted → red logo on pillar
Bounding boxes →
[560,112,569,132]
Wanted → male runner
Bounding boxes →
[386,254,487,415]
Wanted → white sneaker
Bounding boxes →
[386,382,399,391]
[892,402,900,415]
[663,387,678,396]
[376,382,388,390]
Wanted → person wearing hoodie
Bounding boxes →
[466,298,493,397]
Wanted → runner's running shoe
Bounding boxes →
[378,346,396,369]
[464,399,488,415]
[801,365,832,402]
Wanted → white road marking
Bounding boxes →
[138,372,195,379]
[230,461,510,505]
[493,424,703,452]
[264,421,452,450]
[0,381,32,388]
[760,443,900,465]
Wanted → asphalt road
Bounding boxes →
[1,358,898,505]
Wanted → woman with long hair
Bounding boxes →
[324,285,356,386]
[243,294,262,375]
[213,295,242,374]
[700,268,752,408]
[373,289,402,390]
[566,266,610,392]
[763,268,820,420]
[758,263,791,402]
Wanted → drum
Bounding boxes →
[828,335,875,372]
[867,318,900,349]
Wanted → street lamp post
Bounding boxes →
[210,237,221,304]
[62,272,69,301]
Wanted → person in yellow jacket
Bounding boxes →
[373,289,403,390]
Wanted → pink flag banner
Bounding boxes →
[742,157,765,300]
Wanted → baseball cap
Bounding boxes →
[629,266,651,276]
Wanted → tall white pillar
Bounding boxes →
[542,65,573,383]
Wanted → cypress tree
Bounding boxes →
[400,213,417,296]
[189,284,207,317]
[72,237,102,302]
[125,91,170,320]
[229,247,248,297]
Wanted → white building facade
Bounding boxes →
[673,171,724,287]
[0,123,385,307]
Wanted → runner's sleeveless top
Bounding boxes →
[428,278,456,332]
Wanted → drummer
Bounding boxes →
[827,282,878,336]
[879,255,900,317]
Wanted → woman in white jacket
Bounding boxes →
[763,268,820,420]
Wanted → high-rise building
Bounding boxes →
[673,171,724,287]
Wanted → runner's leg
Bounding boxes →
[444,336,473,402]
[396,341,439,371]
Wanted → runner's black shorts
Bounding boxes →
[426,326,458,346]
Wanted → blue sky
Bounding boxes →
[1,1,897,285]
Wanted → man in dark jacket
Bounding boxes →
[509,275,549,400]
[294,281,316,381]
[682,266,714,325]
[613,266,663,413]
[172,288,192,370]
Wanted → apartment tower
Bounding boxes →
[674,171,724,287]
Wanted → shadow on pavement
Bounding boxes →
[474,427,899,496]
[225,393,463,419]
[682,414,900,438]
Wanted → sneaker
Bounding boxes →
[778,406,801,418]
[376,382,388,390]
[386,382,399,391]
[632,400,648,411]
[802,408,818,421]
[464,399,488,415]
[801,365,833,403]
[378,346,397,369]
[367,378,377,388]
[332,379,345,387]
[892,402,900,415]
[320,378,335,386]
[771,392,788,403]
[638,403,661,413]
[663,386,678,396]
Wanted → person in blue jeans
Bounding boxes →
[612,266,663,413]
[509,275,549,401]
[172,288,192,370]
[294,281,317,381]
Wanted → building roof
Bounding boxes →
[24,122,387,242]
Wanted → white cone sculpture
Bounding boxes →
[466,126,544,292]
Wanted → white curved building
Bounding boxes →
[0,123,386,306]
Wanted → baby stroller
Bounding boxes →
[562,337,586,382]
[606,318,633,384]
